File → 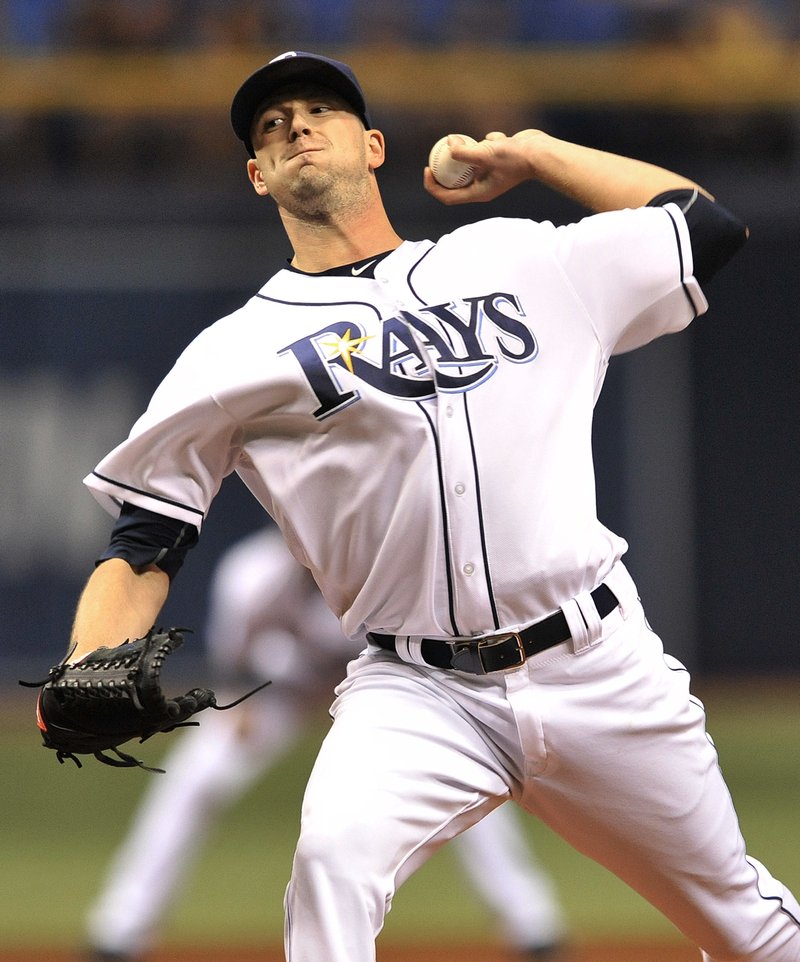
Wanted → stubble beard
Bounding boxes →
[281,161,372,223]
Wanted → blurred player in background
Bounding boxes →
[85,526,569,961]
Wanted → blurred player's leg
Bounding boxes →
[86,696,299,959]
[454,803,568,958]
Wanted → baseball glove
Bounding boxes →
[20,627,270,773]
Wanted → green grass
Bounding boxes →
[2,677,799,950]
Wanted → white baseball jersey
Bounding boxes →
[85,207,705,642]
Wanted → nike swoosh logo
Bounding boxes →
[351,258,378,277]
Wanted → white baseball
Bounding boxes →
[428,134,477,189]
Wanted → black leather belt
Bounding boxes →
[367,583,619,675]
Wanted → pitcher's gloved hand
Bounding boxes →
[21,627,269,772]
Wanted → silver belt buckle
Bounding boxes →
[451,630,526,674]
[478,630,526,672]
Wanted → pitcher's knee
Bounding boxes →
[292,821,392,909]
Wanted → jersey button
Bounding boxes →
[463,562,475,576]
[454,482,466,496]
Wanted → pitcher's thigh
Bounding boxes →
[303,665,508,837]
[285,662,511,962]
[300,662,510,871]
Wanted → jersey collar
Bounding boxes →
[286,249,395,280]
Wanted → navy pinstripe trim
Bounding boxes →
[401,250,463,632]
[90,472,205,518]
[744,858,800,928]
[405,260,500,629]
[417,400,460,637]
[405,245,437,305]
[256,293,383,317]
[662,206,702,319]
[461,392,500,629]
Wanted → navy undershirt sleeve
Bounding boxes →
[648,188,748,285]
[97,502,199,581]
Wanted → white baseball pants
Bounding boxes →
[285,562,800,962]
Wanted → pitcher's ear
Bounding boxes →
[247,158,270,196]
[367,130,386,171]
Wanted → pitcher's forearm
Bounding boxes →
[69,558,170,660]
[526,133,712,211]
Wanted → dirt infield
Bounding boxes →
[0,940,698,962]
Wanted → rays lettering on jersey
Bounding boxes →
[279,292,537,420]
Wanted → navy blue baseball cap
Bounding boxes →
[231,51,372,157]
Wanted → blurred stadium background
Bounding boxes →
[1,0,799,956]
